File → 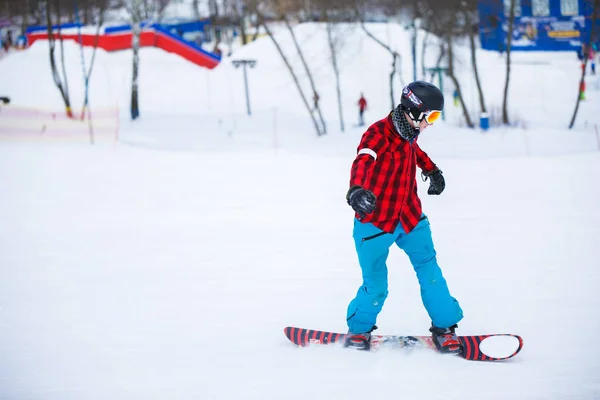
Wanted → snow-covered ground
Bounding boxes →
[1,22,600,400]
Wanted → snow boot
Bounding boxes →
[344,325,377,351]
[430,324,462,355]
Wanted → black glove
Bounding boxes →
[422,168,445,195]
[346,186,377,218]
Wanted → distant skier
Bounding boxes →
[358,93,367,126]
[344,81,463,353]
[579,44,597,75]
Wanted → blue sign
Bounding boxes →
[478,0,599,52]
[506,15,586,50]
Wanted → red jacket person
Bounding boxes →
[344,81,464,353]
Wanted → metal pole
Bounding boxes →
[242,63,251,116]
[233,59,256,116]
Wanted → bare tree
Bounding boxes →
[502,0,516,125]
[420,0,474,127]
[231,0,248,46]
[259,12,323,137]
[127,0,143,120]
[569,0,599,129]
[251,17,263,42]
[247,0,265,43]
[192,0,201,20]
[283,15,327,134]
[446,35,474,127]
[122,0,171,120]
[77,3,106,143]
[209,0,219,17]
[20,0,32,33]
[46,0,74,118]
[311,0,361,132]
[464,3,486,114]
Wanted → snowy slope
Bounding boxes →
[1,144,599,400]
[1,22,600,400]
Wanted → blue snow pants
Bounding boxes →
[346,215,463,334]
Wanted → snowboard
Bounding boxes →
[284,326,523,361]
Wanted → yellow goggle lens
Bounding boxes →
[424,110,442,124]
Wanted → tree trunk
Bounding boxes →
[192,0,201,20]
[410,23,417,82]
[21,0,30,33]
[76,8,104,145]
[284,17,326,135]
[232,0,247,46]
[447,36,474,128]
[502,0,516,125]
[420,30,429,78]
[80,7,105,118]
[569,0,599,129]
[131,22,140,120]
[32,0,42,25]
[209,0,219,17]
[251,13,263,42]
[84,3,92,25]
[6,1,13,21]
[58,29,70,107]
[326,21,344,132]
[239,15,248,46]
[466,12,486,114]
[46,0,73,118]
[130,0,143,120]
[261,20,322,137]
[142,0,149,19]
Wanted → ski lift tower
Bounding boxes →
[232,59,256,116]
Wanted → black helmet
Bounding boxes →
[400,81,444,123]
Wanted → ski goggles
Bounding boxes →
[423,109,442,125]
[407,108,442,125]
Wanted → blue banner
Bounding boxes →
[479,0,599,52]
[504,15,587,51]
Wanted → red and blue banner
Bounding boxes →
[26,22,221,69]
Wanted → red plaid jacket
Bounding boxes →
[349,114,437,234]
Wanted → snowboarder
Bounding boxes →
[358,93,367,126]
[344,81,464,353]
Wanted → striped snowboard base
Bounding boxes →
[284,326,523,361]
